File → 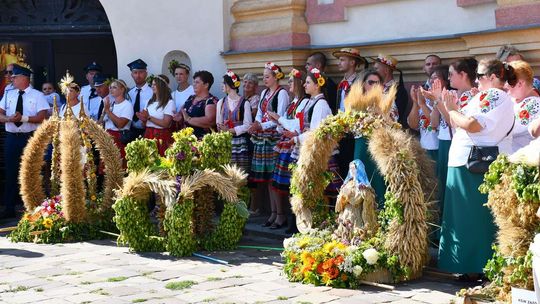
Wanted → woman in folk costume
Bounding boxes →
[267,68,309,230]
[291,68,339,195]
[247,62,289,227]
[438,59,516,278]
[506,60,540,152]
[101,79,134,162]
[216,70,253,173]
[429,58,478,212]
[136,74,175,156]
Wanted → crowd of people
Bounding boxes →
[1,44,540,280]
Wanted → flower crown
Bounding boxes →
[265,62,284,80]
[226,70,241,88]
[146,74,168,86]
[289,68,302,79]
[310,68,326,87]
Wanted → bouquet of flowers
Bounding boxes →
[282,228,408,288]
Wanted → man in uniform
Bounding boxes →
[90,73,113,121]
[127,59,152,140]
[0,65,49,218]
[80,61,102,107]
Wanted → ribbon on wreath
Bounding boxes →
[296,111,305,131]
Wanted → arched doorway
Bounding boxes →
[0,0,117,207]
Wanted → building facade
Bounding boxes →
[101,0,540,95]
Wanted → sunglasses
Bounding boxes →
[476,73,485,80]
[367,80,380,85]
[4,70,13,75]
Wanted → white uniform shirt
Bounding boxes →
[59,101,89,120]
[145,99,175,129]
[513,96,540,152]
[87,95,115,121]
[128,83,152,129]
[216,96,253,136]
[255,88,289,130]
[104,100,134,131]
[173,85,194,113]
[0,86,49,133]
[448,88,514,167]
[80,84,96,107]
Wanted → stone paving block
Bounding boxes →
[175,290,217,303]
[66,292,109,303]
[64,262,103,272]
[191,280,239,291]
[28,267,70,278]
[145,297,188,304]
[103,285,142,297]
[3,291,48,304]
[242,281,291,292]
[0,272,36,283]
[148,270,189,281]
[221,290,278,303]
[268,286,307,299]
[387,300,426,304]
[290,292,340,304]
[8,277,50,288]
[43,286,88,297]
[347,292,402,303]
[35,298,73,304]
[411,290,457,304]
[326,288,363,297]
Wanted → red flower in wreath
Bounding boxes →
[480,99,490,108]
[460,95,469,102]
[519,109,530,120]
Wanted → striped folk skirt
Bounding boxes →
[231,135,251,174]
[249,131,279,184]
[272,137,296,194]
[144,127,173,156]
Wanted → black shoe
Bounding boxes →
[270,221,287,230]
[261,221,273,227]
[285,213,298,234]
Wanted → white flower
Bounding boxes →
[362,248,380,265]
[283,237,293,249]
[353,265,363,277]
[60,227,68,232]
[346,245,358,254]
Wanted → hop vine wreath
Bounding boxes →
[11,74,124,244]
[460,151,540,303]
[287,83,435,284]
[113,129,249,255]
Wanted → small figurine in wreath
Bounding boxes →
[335,160,378,240]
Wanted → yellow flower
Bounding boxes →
[276,72,284,80]
[43,218,53,229]
[300,251,311,263]
[22,213,30,221]
[234,80,241,88]
[317,77,326,87]
[91,195,97,201]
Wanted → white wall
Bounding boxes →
[309,0,498,46]
[99,0,232,98]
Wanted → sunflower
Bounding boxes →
[42,218,53,229]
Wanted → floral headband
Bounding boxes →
[265,62,284,80]
[168,60,191,75]
[288,68,302,79]
[309,68,326,87]
[226,70,241,88]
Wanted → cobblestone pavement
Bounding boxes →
[0,230,475,304]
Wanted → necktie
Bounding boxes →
[133,88,141,122]
[15,90,24,127]
[89,88,97,99]
[97,99,104,120]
